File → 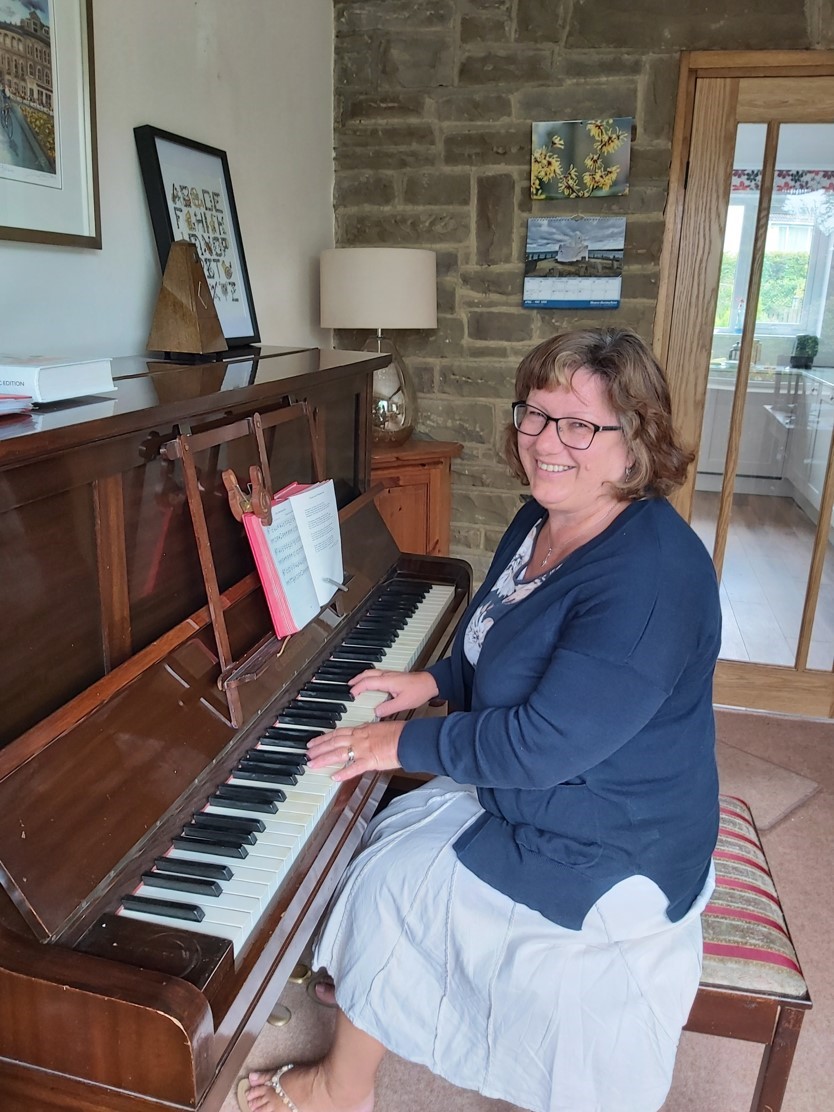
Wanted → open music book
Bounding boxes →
[244,479,343,637]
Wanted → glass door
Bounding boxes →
[657,56,834,717]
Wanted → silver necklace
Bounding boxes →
[539,544,553,570]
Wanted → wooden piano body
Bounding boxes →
[0,347,471,1111]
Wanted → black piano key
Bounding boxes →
[261,728,315,747]
[316,663,368,679]
[209,795,278,816]
[192,812,266,835]
[234,765,297,786]
[172,834,250,857]
[331,648,384,663]
[141,872,223,898]
[154,857,233,881]
[356,617,408,630]
[215,783,286,805]
[343,634,395,648]
[279,708,338,727]
[122,894,205,922]
[248,748,307,768]
[240,753,303,772]
[301,683,353,700]
[291,698,347,714]
[185,821,257,845]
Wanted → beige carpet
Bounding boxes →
[222,713,830,1112]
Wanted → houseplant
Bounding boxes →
[790,334,819,369]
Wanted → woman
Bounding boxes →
[240,328,721,1112]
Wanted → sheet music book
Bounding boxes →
[243,479,343,637]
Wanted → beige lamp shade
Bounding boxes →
[320,247,437,330]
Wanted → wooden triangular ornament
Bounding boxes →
[147,240,228,356]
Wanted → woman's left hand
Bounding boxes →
[306,719,405,782]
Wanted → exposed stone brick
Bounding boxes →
[816,0,834,46]
[453,490,525,527]
[335,1,456,34]
[400,316,467,357]
[333,172,397,209]
[515,0,569,44]
[338,211,470,246]
[553,51,644,77]
[468,310,534,343]
[476,175,516,265]
[443,126,531,167]
[437,361,515,397]
[621,269,660,302]
[460,14,512,44]
[460,266,520,299]
[516,80,638,123]
[566,0,809,50]
[420,398,496,444]
[342,94,428,123]
[436,279,458,316]
[335,146,437,172]
[403,171,472,207]
[629,145,673,181]
[334,40,378,89]
[450,524,484,550]
[458,47,553,86]
[337,123,437,149]
[461,343,514,360]
[435,92,514,122]
[625,217,666,265]
[382,36,455,88]
[638,56,680,144]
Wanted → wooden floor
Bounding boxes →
[691,491,834,669]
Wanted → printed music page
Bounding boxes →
[260,500,320,630]
[286,480,343,606]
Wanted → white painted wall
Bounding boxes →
[0,0,334,358]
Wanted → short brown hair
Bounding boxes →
[503,328,694,499]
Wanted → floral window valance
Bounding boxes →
[733,168,834,193]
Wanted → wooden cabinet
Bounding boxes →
[370,438,462,556]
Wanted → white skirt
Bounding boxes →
[313,778,713,1112]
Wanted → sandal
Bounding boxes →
[237,1064,300,1112]
[306,973,337,1009]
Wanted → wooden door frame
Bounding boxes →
[654,51,834,718]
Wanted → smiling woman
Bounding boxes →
[241,328,722,1112]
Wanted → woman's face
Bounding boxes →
[518,368,632,518]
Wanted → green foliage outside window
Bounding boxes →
[716,252,809,328]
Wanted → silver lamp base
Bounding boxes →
[363,332,417,445]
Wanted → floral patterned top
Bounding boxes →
[463,519,559,667]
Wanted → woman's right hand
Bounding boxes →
[349,668,439,718]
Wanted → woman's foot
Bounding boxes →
[241,1063,374,1112]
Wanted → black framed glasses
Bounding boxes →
[512,402,622,450]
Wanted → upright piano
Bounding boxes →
[0,347,470,1111]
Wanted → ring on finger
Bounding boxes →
[345,746,356,766]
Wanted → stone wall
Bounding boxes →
[332,0,834,582]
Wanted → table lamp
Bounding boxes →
[320,247,437,444]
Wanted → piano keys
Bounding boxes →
[0,347,470,1111]
[118,578,455,956]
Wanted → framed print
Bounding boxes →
[0,0,100,247]
[134,124,260,348]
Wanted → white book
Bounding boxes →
[242,479,343,638]
[0,354,115,404]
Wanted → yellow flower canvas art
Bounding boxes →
[531,118,632,200]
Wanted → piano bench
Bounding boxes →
[684,795,812,1112]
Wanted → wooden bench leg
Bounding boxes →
[750,1005,806,1112]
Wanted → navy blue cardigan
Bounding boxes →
[398,496,721,929]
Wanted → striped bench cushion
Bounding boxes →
[700,795,808,1000]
